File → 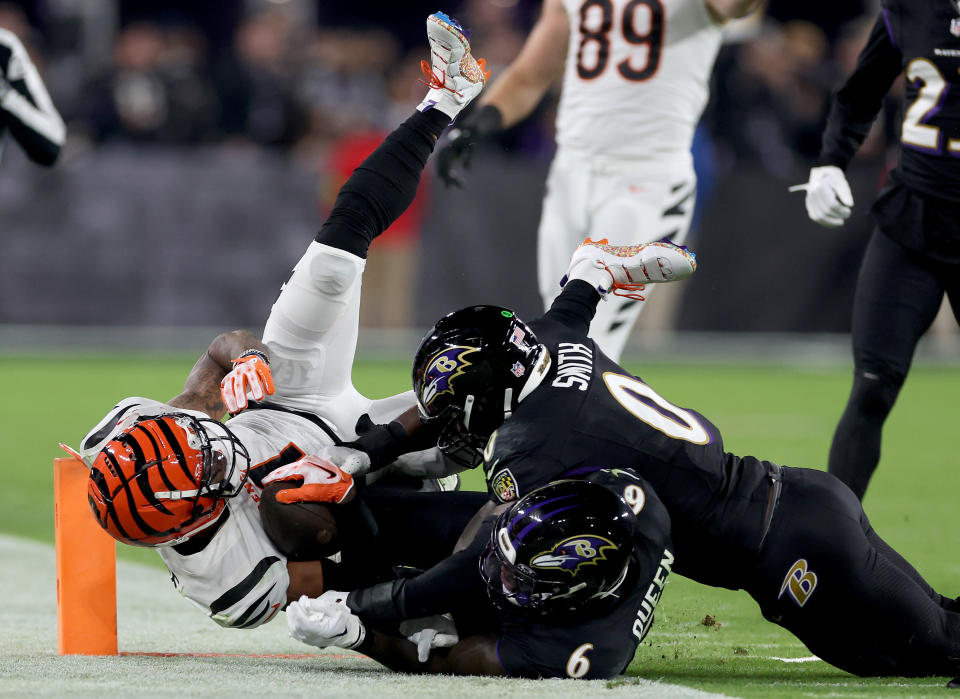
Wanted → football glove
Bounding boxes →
[435,104,503,188]
[220,351,274,413]
[287,593,366,650]
[262,454,356,504]
[792,165,854,228]
[399,614,459,662]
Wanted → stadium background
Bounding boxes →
[3,1,960,696]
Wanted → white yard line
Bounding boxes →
[0,535,728,698]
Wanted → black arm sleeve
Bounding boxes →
[347,519,493,625]
[315,109,449,258]
[818,13,902,169]
[538,279,602,335]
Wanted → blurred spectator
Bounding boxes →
[215,9,306,149]
[80,21,218,144]
[709,20,840,176]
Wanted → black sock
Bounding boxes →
[315,109,449,258]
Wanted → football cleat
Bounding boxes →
[417,11,489,120]
[562,238,698,301]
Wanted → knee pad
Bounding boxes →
[263,242,364,344]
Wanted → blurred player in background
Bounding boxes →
[73,12,486,631]
[435,0,761,360]
[798,2,960,500]
[0,27,64,165]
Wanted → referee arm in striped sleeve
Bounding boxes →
[0,27,65,166]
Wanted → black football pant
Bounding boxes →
[746,466,960,677]
[828,230,960,499]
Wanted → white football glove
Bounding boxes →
[287,593,366,650]
[220,352,274,413]
[792,165,854,228]
[399,614,459,662]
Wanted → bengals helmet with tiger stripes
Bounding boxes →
[87,413,250,547]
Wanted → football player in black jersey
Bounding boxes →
[326,239,960,679]
[796,1,960,500]
[287,470,675,679]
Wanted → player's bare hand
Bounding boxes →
[220,351,274,413]
[262,454,356,504]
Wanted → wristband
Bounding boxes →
[236,348,269,364]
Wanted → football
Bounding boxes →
[259,482,340,561]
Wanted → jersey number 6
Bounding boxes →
[576,0,664,82]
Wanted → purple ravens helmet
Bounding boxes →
[480,479,636,615]
[412,306,550,467]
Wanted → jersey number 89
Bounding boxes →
[576,0,664,82]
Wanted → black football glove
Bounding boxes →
[435,104,504,188]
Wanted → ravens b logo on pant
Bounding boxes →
[779,559,818,607]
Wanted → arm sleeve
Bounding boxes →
[0,29,65,166]
[538,279,602,335]
[315,109,449,258]
[347,520,493,625]
[818,13,902,169]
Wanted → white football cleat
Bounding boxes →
[562,237,698,300]
[417,11,488,120]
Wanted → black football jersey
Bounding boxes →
[484,469,674,679]
[821,2,960,204]
[483,285,777,588]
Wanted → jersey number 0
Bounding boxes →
[603,372,711,444]
[576,0,665,81]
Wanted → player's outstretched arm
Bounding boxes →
[0,28,65,166]
[288,592,505,675]
[479,0,568,129]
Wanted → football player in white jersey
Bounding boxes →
[71,12,488,631]
[437,0,760,360]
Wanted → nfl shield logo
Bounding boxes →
[952,18,960,37]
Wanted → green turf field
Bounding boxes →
[4,353,959,697]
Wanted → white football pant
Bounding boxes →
[538,149,696,361]
[261,242,415,440]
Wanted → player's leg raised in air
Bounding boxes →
[260,10,487,438]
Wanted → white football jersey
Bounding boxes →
[81,398,345,629]
[556,0,722,160]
